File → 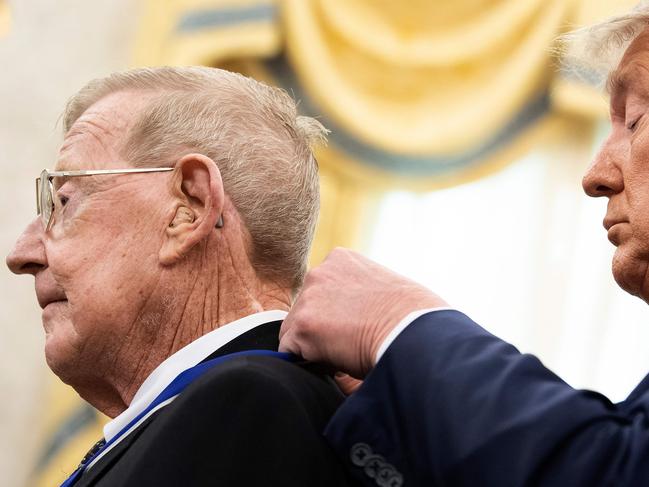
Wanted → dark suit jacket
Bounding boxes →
[325,310,649,486]
[75,321,353,486]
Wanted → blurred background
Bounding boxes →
[1,0,647,485]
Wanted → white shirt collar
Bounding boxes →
[103,309,288,442]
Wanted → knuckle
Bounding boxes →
[278,330,298,354]
[298,341,318,362]
[295,313,315,338]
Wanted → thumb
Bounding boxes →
[278,327,299,354]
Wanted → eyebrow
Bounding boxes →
[606,69,629,95]
[52,173,100,193]
[52,176,69,191]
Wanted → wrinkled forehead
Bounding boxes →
[55,90,154,172]
[608,27,649,94]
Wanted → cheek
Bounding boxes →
[626,180,649,246]
[46,182,168,326]
[48,227,162,329]
[626,142,649,245]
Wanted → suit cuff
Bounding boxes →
[375,307,456,364]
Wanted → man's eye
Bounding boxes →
[628,117,641,131]
[57,195,69,207]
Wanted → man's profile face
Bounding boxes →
[7,91,171,383]
[583,28,649,301]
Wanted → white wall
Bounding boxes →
[0,2,137,485]
[368,124,649,403]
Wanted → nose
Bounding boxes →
[582,134,624,198]
[6,218,47,275]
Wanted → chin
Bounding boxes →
[611,246,649,299]
[43,334,80,385]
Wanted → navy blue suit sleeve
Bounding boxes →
[324,310,649,486]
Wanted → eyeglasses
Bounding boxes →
[36,167,174,230]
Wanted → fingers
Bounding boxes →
[277,326,296,354]
[279,309,316,360]
[280,246,445,379]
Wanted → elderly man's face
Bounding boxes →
[583,28,649,300]
[6,91,172,381]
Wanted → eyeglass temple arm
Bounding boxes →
[35,178,41,214]
[36,170,224,227]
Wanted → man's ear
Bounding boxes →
[159,153,224,265]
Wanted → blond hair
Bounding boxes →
[558,1,649,85]
[64,66,328,292]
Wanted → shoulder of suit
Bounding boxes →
[133,355,345,446]
[194,354,327,391]
[169,355,344,416]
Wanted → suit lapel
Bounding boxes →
[74,413,158,486]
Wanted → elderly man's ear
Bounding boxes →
[159,153,224,265]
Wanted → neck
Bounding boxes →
[77,233,292,418]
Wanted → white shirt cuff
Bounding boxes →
[375,307,455,364]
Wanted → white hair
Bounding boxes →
[63,66,328,292]
[559,1,649,86]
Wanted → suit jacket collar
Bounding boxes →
[200,320,282,362]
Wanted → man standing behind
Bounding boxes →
[7,67,351,486]
[280,4,649,486]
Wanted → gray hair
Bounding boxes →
[558,1,649,86]
[63,66,328,292]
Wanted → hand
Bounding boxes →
[279,248,447,379]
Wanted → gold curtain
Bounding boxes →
[33,1,633,484]
[134,0,577,183]
[284,0,567,155]
[0,0,10,37]
[128,0,589,253]
[31,376,106,487]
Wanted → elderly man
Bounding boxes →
[279,6,649,487]
[7,67,352,486]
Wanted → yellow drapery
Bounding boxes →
[128,0,592,251]
[31,376,107,487]
[283,0,569,155]
[0,0,10,37]
[33,1,632,484]
[134,0,577,176]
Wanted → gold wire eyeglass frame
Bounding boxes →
[35,167,174,230]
